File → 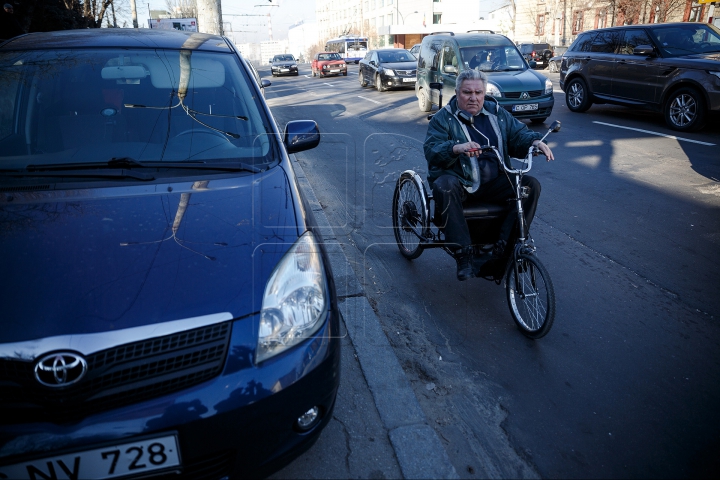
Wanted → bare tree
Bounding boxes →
[650,0,687,23]
[165,0,197,18]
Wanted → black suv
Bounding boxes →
[560,22,720,131]
[517,43,553,68]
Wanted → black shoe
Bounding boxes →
[456,247,474,281]
[492,239,507,258]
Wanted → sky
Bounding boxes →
[144,0,317,43]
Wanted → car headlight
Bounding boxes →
[544,79,553,95]
[257,231,327,363]
[710,71,720,80]
[486,83,501,97]
[383,69,396,76]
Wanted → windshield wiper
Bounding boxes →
[4,169,155,181]
[24,157,262,174]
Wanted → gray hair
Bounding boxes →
[455,69,488,94]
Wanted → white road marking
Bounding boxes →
[358,96,382,105]
[592,121,715,146]
[323,83,335,87]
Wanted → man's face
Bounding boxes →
[457,79,485,115]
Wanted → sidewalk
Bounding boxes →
[272,155,459,479]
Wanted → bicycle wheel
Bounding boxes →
[505,253,555,338]
[392,173,428,260]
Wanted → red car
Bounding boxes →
[311,52,347,77]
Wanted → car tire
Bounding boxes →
[343,71,347,76]
[548,62,558,73]
[376,74,386,92]
[418,88,432,112]
[359,71,368,87]
[664,87,707,132]
[565,78,592,113]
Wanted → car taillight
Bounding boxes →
[532,50,536,56]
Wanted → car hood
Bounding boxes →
[487,69,546,92]
[662,52,720,67]
[0,168,300,344]
[380,61,417,70]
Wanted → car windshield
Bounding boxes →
[274,55,295,61]
[318,53,342,61]
[378,51,415,63]
[461,46,527,72]
[518,45,533,54]
[0,48,274,170]
[650,24,720,56]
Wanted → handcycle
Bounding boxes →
[391,121,561,339]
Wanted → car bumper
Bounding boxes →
[498,95,555,119]
[380,74,416,88]
[272,67,299,75]
[0,310,341,479]
[320,67,347,76]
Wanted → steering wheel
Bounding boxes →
[174,129,229,142]
[491,58,504,71]
[698,41,712,49]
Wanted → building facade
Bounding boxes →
[288,21,319,63]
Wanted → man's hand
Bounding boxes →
[533,140,555,161]
[452,142,482,157]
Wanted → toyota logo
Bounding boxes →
[521,92,530,99]
[34,352,88,387]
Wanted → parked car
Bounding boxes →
[248,60,272,97]
[409,43,421,58]
[271,53,299,76]
[311,51,347,77]
[415,32,554,123]
[517,42,554,68]
[547,46,568,73]
[358,48,417,92]
[560,22,720,131]
[0,28,340,479]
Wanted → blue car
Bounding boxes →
[0,29,340,479]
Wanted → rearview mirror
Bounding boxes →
[633,45,656,56]
[284,120,320,154]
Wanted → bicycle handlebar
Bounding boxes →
[478,120,560,175]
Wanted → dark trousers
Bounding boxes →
[431,173,541,248]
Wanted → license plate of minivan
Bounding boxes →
[513,104,538,112]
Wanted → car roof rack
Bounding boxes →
[430,31,455,36]
[467,30,495,34]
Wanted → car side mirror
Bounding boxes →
[261,79,271,89]
[633,45,656,57]
[284,120,320,154]
[370,60,377,66]
[442,65,457,75]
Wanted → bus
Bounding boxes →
[325,36,368,64]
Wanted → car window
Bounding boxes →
[378,51,414,63]
[423,39,443,71]
[0,48,274,169]
[618,29,654,55]
[441,43,458,72]
[462,46,525,71]
[275,55,294,61]
[649,24,720,56]
[569,32,595,52]
[590,31,621,53]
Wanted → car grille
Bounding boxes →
[0,321,232,424]
[396,69,417,76]
[505,90,545,99]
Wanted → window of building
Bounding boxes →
[379,15,384,27]
[433,13,442,24]
[379,0,384,7]
[537,14,545,36]
[572,10,584,34]
[596,9,607,29]
[688,5,702,22]
[387,14,393,25]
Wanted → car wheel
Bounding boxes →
[343,71,347,76]
[548,62,557,73]
[418,88,432,112]
[376,74,386,92]
[359,71,368,87]
[565,78,592,113]
[664,87,707,132]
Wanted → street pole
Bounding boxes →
[130,0,138,28]
[197,0,223,35]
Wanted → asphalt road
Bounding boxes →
[264,63,720,479]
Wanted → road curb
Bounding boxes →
[290,154,459,479]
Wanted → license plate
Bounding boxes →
[512,103,539,112]
[330,69,340,72]
[0,435,181,479]
[280,68,289,72]
[402,78,415,83]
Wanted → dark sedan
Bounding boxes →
[271,53,299,76]
[358,48,417,92]
[0,29,339,479]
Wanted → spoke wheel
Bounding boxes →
[418,88,432,112]
[506,253,555,339]
[359,70,368,87]
[392,174,427,260]
[376,74,386,92]
[565,78,591,113]
[664,87,706,132]
[548,61,557,73]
